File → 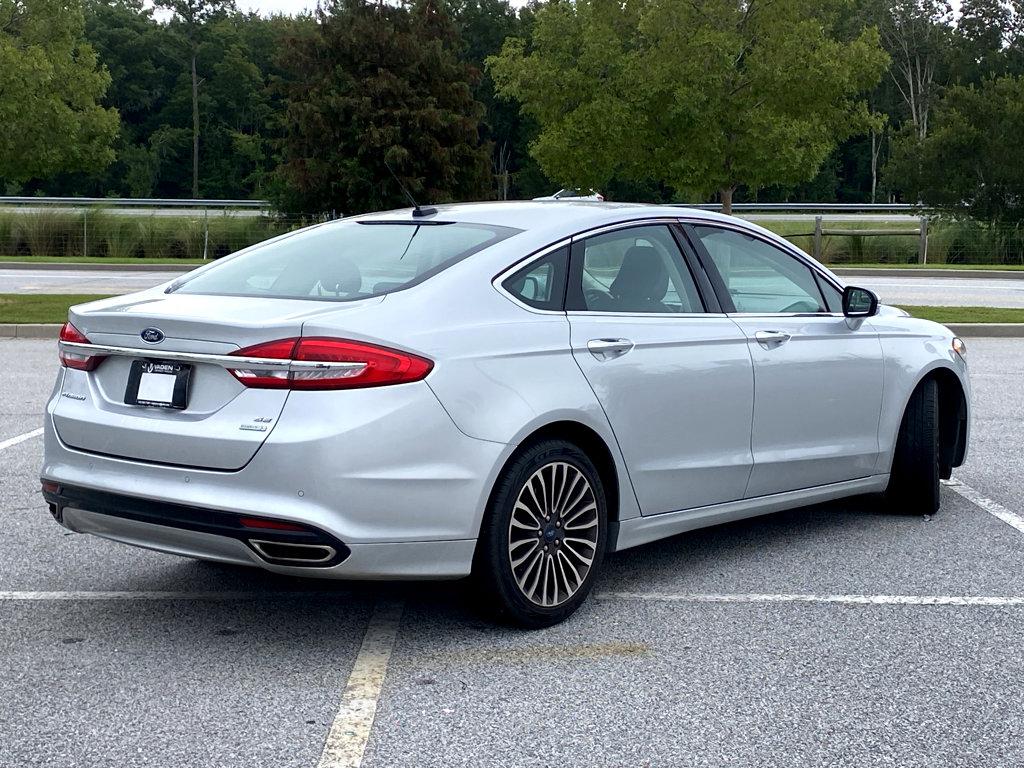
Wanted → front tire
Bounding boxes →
[474,440,607,628]
[887,378,941,514]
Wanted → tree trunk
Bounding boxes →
[720,186,734,215]
[191,51,200,199]
[870,130,879,204]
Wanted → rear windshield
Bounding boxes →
[169,219,520,301]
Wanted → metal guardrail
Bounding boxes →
[0,197,269,209]
[675,202,925,213]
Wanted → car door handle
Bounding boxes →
[587,338,634,361]
[754,330,791,348]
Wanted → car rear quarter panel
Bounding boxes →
[868,313,971,474]
[300,262,643,523]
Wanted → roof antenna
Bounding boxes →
[384,160,437,218]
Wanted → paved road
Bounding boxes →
[2,339,1024,765]
[845,273,1024,309]
[0,268,189,295]
[4,266,1024,309]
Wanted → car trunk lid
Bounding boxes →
[52,293,384,470]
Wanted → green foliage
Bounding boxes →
[489,0,889,210]
[888,77,1024,226]
[0,0,119,183]
[0,207,298,259]
[274,0,490,215]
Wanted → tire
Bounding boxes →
[887,378,941,514]
[473,439,608,628]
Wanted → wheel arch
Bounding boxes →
[899,364,969,478]
[480,419,633,553]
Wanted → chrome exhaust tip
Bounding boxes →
[248,539,337,566]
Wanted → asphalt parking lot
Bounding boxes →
[3,337,1024,767]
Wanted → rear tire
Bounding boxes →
[473,440,607,628]
[887,378,941,514]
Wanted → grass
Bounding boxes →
[0,255,206,265]
[0,208,310,261]
[753,216,1024,266]
[836,262,1024,271]
[0,294,114,324]
[899,305,1024,324]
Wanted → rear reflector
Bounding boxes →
[238,516,309,532]
[58,322,106,371]
[227,337,432,390]
[41,480,60,494]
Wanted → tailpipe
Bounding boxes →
[248,539,337,566]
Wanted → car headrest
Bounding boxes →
[319,258,362,295]
[610,246,668,302]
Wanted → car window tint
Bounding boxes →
[577,225,703,314]
[693,226,826,314]
[170,220,520,302]
[502,246,568,311]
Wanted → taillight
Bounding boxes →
[227,337,432,390]
[58,322,106,371]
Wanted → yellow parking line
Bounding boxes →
[319,600,405,769]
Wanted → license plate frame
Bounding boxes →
[124,360,192,410]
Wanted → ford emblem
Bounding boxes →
[140,327,165,344]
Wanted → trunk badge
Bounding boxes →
[140,328,165,344]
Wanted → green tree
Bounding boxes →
[449,0,551,199]
[489,0,888,213]
[155,0,236,197]
[0,0,119,184]
[869,0,953,140]
[888,76,1024,224]
[276,0,489,214]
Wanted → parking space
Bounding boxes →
[2,338,1024,766]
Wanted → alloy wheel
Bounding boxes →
[507,461,600,607]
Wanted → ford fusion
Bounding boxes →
[40,202,970,626]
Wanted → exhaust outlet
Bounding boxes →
[249,539,337,565]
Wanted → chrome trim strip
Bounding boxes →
[569,217,683,242]
[57,341,366,373]
[566,311,728,319]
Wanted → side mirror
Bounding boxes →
[842,285,879,318]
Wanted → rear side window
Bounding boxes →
[170,220,520,301]
[501,246,568,311]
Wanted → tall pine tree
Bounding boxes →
[275,0,489,215]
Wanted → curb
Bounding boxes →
[945,323,1024,337]
[833,267,1024,280]
[0,261,195,272]
[4,322,1024,340]
[0,323,62,338]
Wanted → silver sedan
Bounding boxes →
[40,202,971,626]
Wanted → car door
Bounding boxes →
[566,222,754,515]
[685,222,884,498]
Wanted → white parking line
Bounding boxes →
[597,592,1024,606]
[0,428,43,452]
[319,601,405,769]
[946,479,1024,537]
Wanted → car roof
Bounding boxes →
[353,200,742,231]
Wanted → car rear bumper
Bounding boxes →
[41,379,510,579]
[53,505,476,579]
